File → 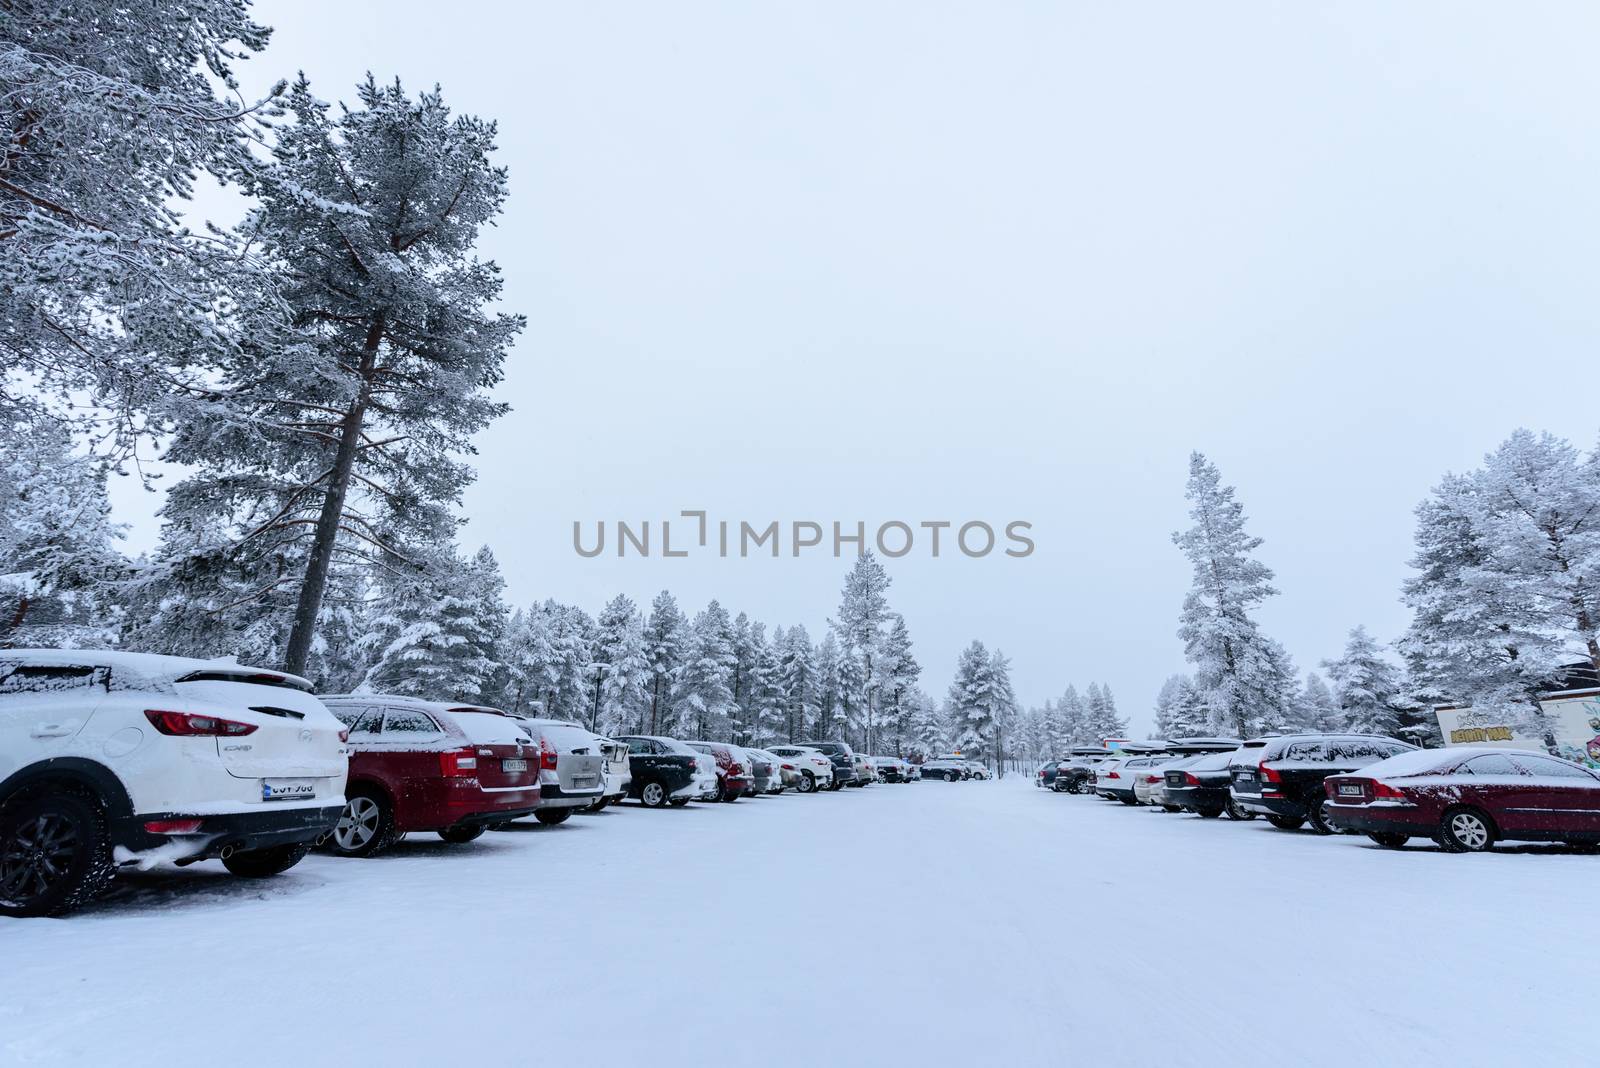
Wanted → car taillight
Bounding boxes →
[144,710,258,737]
[1260,762,1282,783]
[1372,781,1406,800]
[1184,772,1201,786]
[439,748,479,776]
[783,763,795,770]
[540,735,559,770]
[1105,770,1120,779]
[338,728,350,744]
[143,819,204,834]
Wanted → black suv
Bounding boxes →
[1230,734,1415,833]
[614,735,704,807]
[797,740,858,787]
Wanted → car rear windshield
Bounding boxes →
[1275,738,1411,763]
[536,723,598,752]
[1190,752,1235,771]
[806,742,845,755]
[450,711,533,745]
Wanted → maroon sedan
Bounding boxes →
[685,741,752,802]
[1324,747,1600,852]
[320,696,541,856]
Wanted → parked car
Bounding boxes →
[1131,756,1180,805]
[1230,734,1416,833]
[1324,747,1600,851]
[905,761,922,781]
[1057,746,1127,793]
[0,650,349,917]
[964,761,990,780]
[741,747,776,796]
[515,718,609,825]
[1035,760,1064,789]
[686,741,753,801]
[1163,751,1254,819]
[797,740,860,789]
[614,735,716,807]
[768,745,835,792]
[746,748,794,792]
[850,751,874,786]
[593,735,632,810]
[870,756,908,783]
[919,756,968,781]
[1095,757,1172,805]
[320,696,541,853]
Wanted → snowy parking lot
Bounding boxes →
[3,776,1593,1067]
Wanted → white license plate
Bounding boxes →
[502,758,529,772]
[572,775,597,788]
[262,779,317,802]
[1338,784,1364,797]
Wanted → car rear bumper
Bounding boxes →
[1326,803,1433,836]
[536,783,606,810]
[1168,785,1229,811]
[1232,793,1305,818]
[115,803,344,863]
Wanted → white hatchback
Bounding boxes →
[767,745,835,793]
[0,649,349,917]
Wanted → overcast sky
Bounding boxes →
[109,1,1600,735]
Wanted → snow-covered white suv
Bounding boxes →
[767,745,835,792]
[0,650,349,917]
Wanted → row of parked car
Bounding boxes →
[1037,732,1600,852]
[0,649,919,917]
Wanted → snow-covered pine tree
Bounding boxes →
[1323,625,1405,737]
[814,631,842,740]
[747,625,785,746]
[1084,682,1129,741]
[0,419,126,647]
[672,600,736,739]
[777,624,819,742]
[906,687,945,758]
[834,551,893,751]
[1172,452,1291,738]
[946,640,995,758]
[1058,684,1089,745]
[151,75,522,678]
[987,648,1019,774]
[502,602,557,715]
[589,595,648,735]
[642,591,686,734]
[359,545,502,702]
[1,1,276,455]
[727,612,758,741]
[1152,675,1189,739]
[1299,671,1344,733]
[877,614,921,755]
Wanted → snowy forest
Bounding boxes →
[4,3,1597,762]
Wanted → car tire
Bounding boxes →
[1161,804,1183,814]
[1367,832,1410,849]
[1266,814,1305,831]
[1118,795,1139,806]
[437,825,485,844]
[1437,806,1495,853]
[1066,779,1083,795]
[0,792,115,918]
[1196,805,1224,818]
[796,774,815,794]
[640,781,668,808]
[329,790,396,857]
[222,842,311,877]
[1307,796,1340,836]
[534,808,573,826]
[1225,800,1256,821]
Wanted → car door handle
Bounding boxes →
[32,722,76,738]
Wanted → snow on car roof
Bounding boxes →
[0,648,312,692]
[1357,748,1473,778]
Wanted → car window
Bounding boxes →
[1513,755,1599,781]
[382,707,441,735]
[1462,754,1523,776]
[0,664,102,695]
[627,739,656,754]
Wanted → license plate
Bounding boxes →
[502,758,529,772]
[262,779,316,802]
[1338,784,1364,797]
[572,775,597,788]
[1236,771,1256,784]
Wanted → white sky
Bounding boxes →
[109,1,1600,735]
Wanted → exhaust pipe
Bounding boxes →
[219,844,237,861]
[314,831,332,846]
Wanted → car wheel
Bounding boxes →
[1367,832,1410,849]
[796,774,814,794]
[1161,804,1183,814]
[1118,795,1139,806]
[640,781,668,808]
[222,842,311,877]
[1196,805,1224,818]
[330,790,395,857]
[1437,806,1495,853]
[1307,796,1340,836]
[438,825,485,844]
[1066,779,1083,795]
[1266,814,1305,831]
[1225,799,1256,821]
[0,793,114,918]
[534,808,573,826]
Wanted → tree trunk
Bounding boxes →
[283,314,385,677]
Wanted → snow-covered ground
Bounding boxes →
[3,777,1593,1066]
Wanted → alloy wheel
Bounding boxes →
[0,814,79,904]
[335,796,380,851]
[1450,811,1490,851]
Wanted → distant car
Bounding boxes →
[322,696,540,854]
[1163,752,1254,819]
[919,756,967,781]
[1325,747,1600,851]
[0,650,348,917]
[768,745,834,792]
[797,740,860,789]
[746,748,794,792]
[1131,756,1180,805]
[517,719,609,825]
[869,756,908,783]
[1036,761,1064,789]
[592,735,632,810]
[964,761,990,780]
[850,751,874,786]
[1056,747,1117,793]
[741,747,776,796]
[1231,734,1416,833]
[686,741,753,801]
[905,761,921,781]
[614,735,717,807]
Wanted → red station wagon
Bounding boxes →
[1324,746,1600,852]
[320,696,541,856]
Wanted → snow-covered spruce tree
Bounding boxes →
[777,624,819,742]
[1323,625,1405,737]
[1084,682,1129,741]
[0,417,126,647]
[946,640,995,758]
[728,612,758,741]
[672,600,735,739]
[1404,430,1600,726]
[0,1,276,453]
[877,614,921,755]
[152,76,521,678]
[1299,671,1344,733]
[1057,684,1088,745]
[814,631,842,739]
[748,626,785,746]
[833,551,893,751]
[588,594,647,735]
[1153,675,1200,739]
[359,544,505,703]
[906,687,945,758]
[502,602,556,714]
[1172,452,1291,738]
[987,648,1019,774]
[642,591,686,733]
